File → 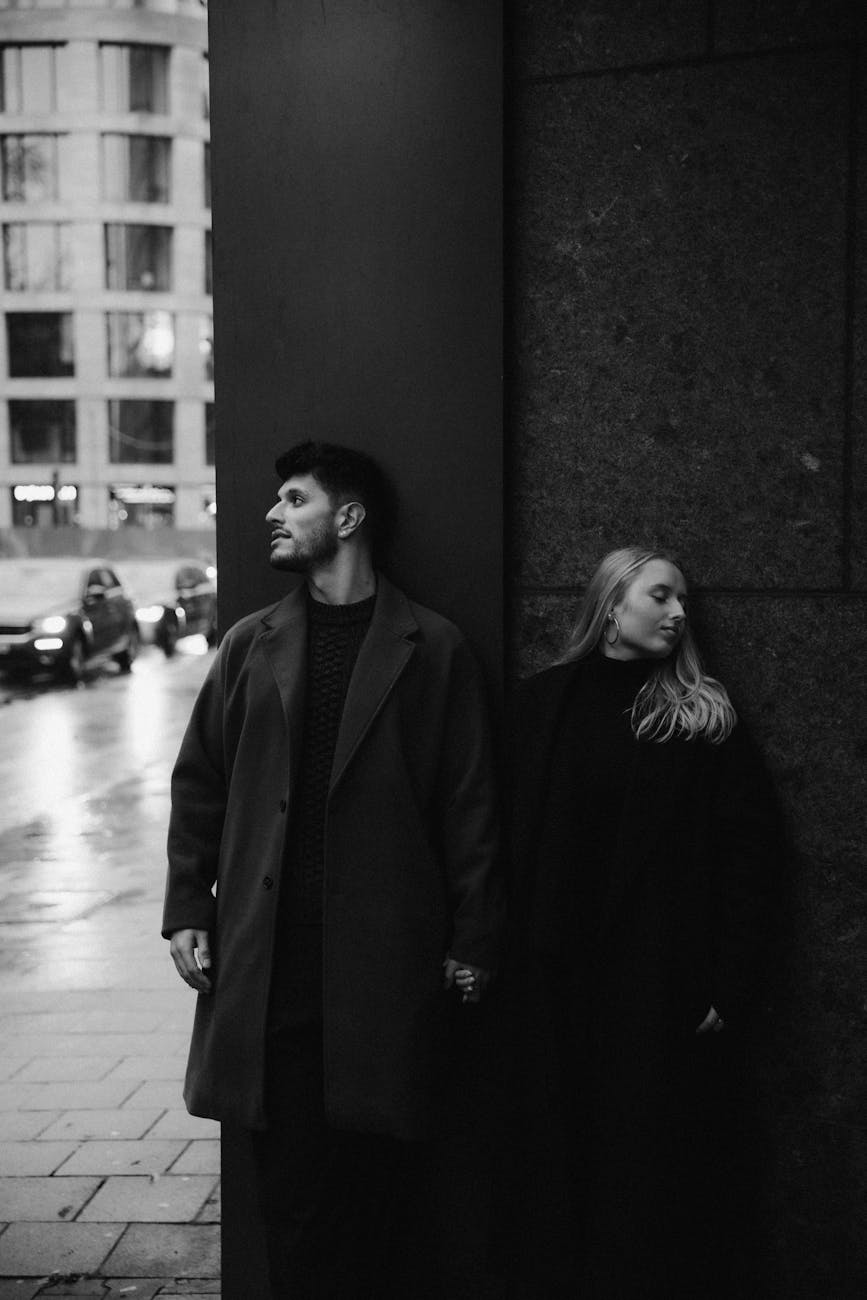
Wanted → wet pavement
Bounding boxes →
[0,641,221,1298]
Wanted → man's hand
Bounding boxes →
[443,956,490,1005]
[170,928,213,994]
[696,1005,725,1034]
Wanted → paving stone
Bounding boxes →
[0,1179,101,1223]
[37,1113,164,1144]
[79,1179,217,1225]
[193,1185,219,1227]
[13,1062,118,1085]
[0,1145,79,1177]
[105,1062,184,1083]
[0,1016,163,1040]
[100,1226,219,1279]
[0,1280,43,1298]
[0,1041,190,1063]
[0,1222,124,1276]
[56,1143,187,1178]
[0,1059,32,1084]
[120,1086,183,1113]
[0,1084,137,1114]
[0,1116,60,1143]
[142,1118,218,1144]
[167,1145,218,1177]
[40,1281,161,1297]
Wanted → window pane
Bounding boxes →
[9,400,76,463]
[7,313,74,377]
[100,44,168,114]
[1,135,58,202]
[107,310,174,377]
[20,46,54,113]
[204,229,212,295]
[199,314,213,382]
[104,224,172,291]
[4,223,70,290]
[108,399,173,463]
[100,43,126,113]
[203,142,210,208]
[205,401,214,466]
[109,483,175,529]
[1,47,22,114]
[103,135,170,203]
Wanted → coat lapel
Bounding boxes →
[256,582,307,778]
[329,576,417,793]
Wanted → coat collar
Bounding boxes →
[256,574,418,792]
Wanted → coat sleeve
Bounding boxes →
[435,638,504,972]
[709,720,783,1023]
[161,642,229,938]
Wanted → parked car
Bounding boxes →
[118,558,217,656]
[0,557,138,682]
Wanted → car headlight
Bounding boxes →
[36,615,68,635]
[136,605,166,623]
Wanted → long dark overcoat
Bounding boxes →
[500,659,781,1291]
[162,576,501,1141]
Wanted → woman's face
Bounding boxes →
[604,558,687,660]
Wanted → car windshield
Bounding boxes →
[0,563,82,602]
[117,561,182,599]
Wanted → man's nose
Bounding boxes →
[265,503,281,523]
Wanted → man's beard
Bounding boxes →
[269,519,339,572]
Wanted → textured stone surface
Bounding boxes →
[511,52,847,588]
[0,1221,123,1276]
[512,590,867,1288]
[101,1225,220,1279]
[852,57,867,589]
[509,0,706,80]
[714,0,856,52]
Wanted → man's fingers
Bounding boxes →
[170,930,212,993]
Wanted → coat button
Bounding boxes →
[263,876,274,890]
[279,799,287,813]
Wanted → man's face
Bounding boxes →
[265,473,340,573]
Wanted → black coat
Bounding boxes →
[499,658,781,1293]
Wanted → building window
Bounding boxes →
[102,134,171,204]
[199,314,214,382]
[3,223,71,291]
[6,312,74,377]
[204,229,212,295]
[109,483,175,529]
[11,481,78,529]
[1,135,59,202]
[9,400,76,463]
[202,53,209,120]
[107,310,174,377]
[108,399,173,464]
[203,142,210,209]
[205,401,215,466]
[105,223,172,291]
[100,44,169,115]
[0,45,58,115]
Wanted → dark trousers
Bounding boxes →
[252,925,425,1300]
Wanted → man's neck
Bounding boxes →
[306,551,376,606]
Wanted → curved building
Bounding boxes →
[0,0,211,532]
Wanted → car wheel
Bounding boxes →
[160,616,179,658]
[115,626,138,674]
[62,634,86,684]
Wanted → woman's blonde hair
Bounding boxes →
[559,547,736,744]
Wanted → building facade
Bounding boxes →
[0,0,211,532]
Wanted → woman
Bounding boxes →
[498,547,780,1297]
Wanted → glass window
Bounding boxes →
[108,399,173,464]
[203,142,210,209]
[107,310,174,377]
[4,223,71,291]
[0,46,57,114]
[11,482,78,529]
[100,44,169,115]
[6,312,74,377]
[199,314,213,382]
[103,134,170,203]
[205,401,215,466]
[1,135,59,202]
[109,483,175,528]
[104,223,172,291]
[202,53,209,120]
[204,228,212,295]
[9,400,75,463]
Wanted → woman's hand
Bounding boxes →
[696,1006,725,1034]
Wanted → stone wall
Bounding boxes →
[509,3,867,1293]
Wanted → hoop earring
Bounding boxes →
[604,613,621,646]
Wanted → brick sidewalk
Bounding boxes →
[0,655,220,1297]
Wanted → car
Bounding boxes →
[0,557,139,682]
[118,558,217,656]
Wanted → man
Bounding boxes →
[163,441,501,1297]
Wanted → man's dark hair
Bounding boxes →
[274,441,396,556]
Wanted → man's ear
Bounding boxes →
[337,500,366,539]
